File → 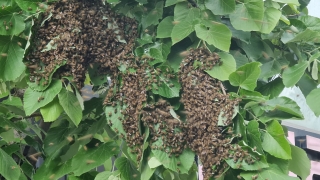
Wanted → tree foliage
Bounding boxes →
[0,0,316,179]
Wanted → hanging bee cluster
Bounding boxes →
[26,0,137,89]
[179,48,241,179]
[142,99,187,157]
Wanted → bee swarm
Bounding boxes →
[26,0,137,89]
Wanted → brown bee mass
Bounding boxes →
[26,0,137,89]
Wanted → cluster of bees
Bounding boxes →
[179,48,244,179]
[25,0,253,178]
[26,0,137,89]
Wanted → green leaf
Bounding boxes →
[306,88,320,116]
[264,97,303,119]
[282,61,308,87]
[72,142,120,176]
[299,15,320,31]
[260,7,281,34]
[297,73,317,97]
[229,0,264,31]
[262,120,291,159]
[151,67,181,98]
[257,78,284,99]
[43,121,74,157]
[165,0,185,7]
[205,52,236,80]
[231,50,249,68]
[1,97,23,107]
[171,20,194,45]
[40,97,63,122]
[281,29,320,44]
[105,103,126,136]
[0,36,26,81]
[205,0,235,15]
[229,62,261,91]
[141,1,163,29]
[174,2,189,21]
[0,149,21,180]
[194,23,231,52]
[115,157,140,180]
[0,5,25,35]
[94,171,113,180]
[272,0,300,5]
[246,120,263,154]
[152,148,194,174]
[157,16,174,38]
[148,157,162,168]
[288,145,310,180]
[15,0,46,13]
[240,164,299,180]
[23,80,62,116]
[58,88,83,126]
[223,20,251,44]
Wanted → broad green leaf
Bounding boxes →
[95,171,113,180]
[152,148,194,174]
[72,142,120,176]
[281,29,320,44]
[225,141,269,171]
[58,88,82,126]
[151,67,181,98]
[233,115,247,142]
[195,23,231,52]
[141,161,155,180]
[257,78,284,99]
[223,20,251,44]
[288,145,310,180]
[15,0,46,13]
[115,157,140,180]
[0,149,21,180]
[282,61,308,87]
[259,58,283,79]
[174,2,189,21]
[240,164,299,180]
[266,154,289,174]
[40,97,63,122]
[306,88,320,116]
[33,158,73,180]
[105,103,126,136]
[260,7,281,34]
[299,15,320,31]
[0,36,26,81]
[272,0,300,5]
[205,0,235,15]
[237,36,272,61]
[262,120,291,159]
[263,97,303,119]
[23,80,62,116]
[229,62,261,91]
[0,5,25,35]
[141,1,163,29]
[229,0,264,31]
[205,52,236,80]
[157,16,174,38]
[297,73,317,97]
[1,97,23,107]
[165,0,185,7]
[246,120,263,154]
[148,157,162,168]
[43,121,74,157]
[171,20,194,45]
[239,89,268,101]
[230,50,249,68]
[311,60,318,80]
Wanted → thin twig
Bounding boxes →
[219,82,226,95]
